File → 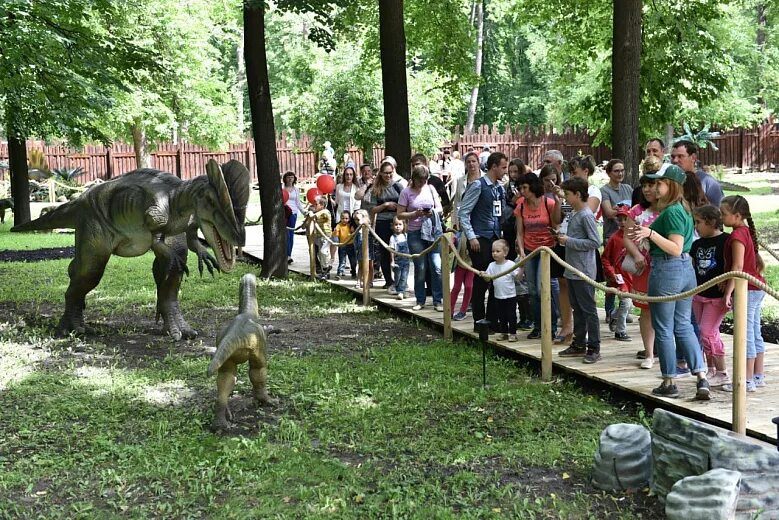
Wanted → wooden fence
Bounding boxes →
[1,121,778,184]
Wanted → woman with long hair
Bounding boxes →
[282,171,303,264]
[628,164,710,400]
[397,165,444,310]
[363,158,404,292]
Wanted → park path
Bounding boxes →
[243,225,779,447]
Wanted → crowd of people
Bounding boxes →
[282,139,767,401]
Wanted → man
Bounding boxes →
[542,150,566,181]
[446,150,466,200]
[671,140,723,207]
[479,145,491,171]
[632,138,666,206]
[458,152,508,327]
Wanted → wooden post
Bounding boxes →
[307,218,317,280]
[105,146,113,180]
[175,144,183,179]
[49,178,56,203]
[732,277,748,435]
[361,225,370,306]
[441,236,452,340]
[540,249,553,382]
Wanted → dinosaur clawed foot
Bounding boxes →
[212,404,232,431]
[159,304,198,341]
[55,312,86,338]
[254,391,277,407]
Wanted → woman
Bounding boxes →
[282,171,303,264]
[363,159,404,292]
[628,164,710,400]
[537,165,565,340]
[449,152,482,320]
[335,166,360,217]
[397,165,444,311]
[502,159,527,260]
[600,158,632,322]
[515,173,560,340]
[450,152,482,230]
[624,156,662,369]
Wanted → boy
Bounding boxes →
[556,177,602,363]
[600,204,633,342]
[308,195,333,280]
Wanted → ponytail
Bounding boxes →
[722,195,764,273]
[747,216,764,273]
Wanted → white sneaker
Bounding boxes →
[396,292,405,300]
[433,304,444,312]
[708,372,731,387]
[721,380,757,392]
[412,304,424,311]
[387,285,398,295]
[640,357,654,370]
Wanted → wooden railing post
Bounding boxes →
[732,277,748,435]
[361,225,370,306]
[441,236,452,340]
[307,218,317,280]
[540,249,553,381]
[48,178,56,203]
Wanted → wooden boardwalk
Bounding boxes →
[243,226,779,446]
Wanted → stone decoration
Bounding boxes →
[652,409,779,519]
[592,423,652,491]
[665,468,741,520]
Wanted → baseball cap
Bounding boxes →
[615,204,631,218]
[645,164,686,184]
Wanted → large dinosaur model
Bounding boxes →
[0,198,12,223]
[208,273,273,430]
[12,159,250,340]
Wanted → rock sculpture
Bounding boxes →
[592,423,652,490]
[665,468,741,520]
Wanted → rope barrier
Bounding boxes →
[365,223,441,259]
[758,237,779,264]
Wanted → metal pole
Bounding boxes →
[772,417,779,451]
[732,277,748,434]
[441,236,452,340]
[361,225,370,306]
[540,249,553,382]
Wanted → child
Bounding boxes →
[690,205,730,387]
[480,239,520,342]
[389,217,410,300]
[556,177,602,363]
[600,204,633,342]
[309,195,333,280]
[721,195,766,392]
[450,232,474,320]
[515,269,533,330]
[332,211,357,280]
[352,209,374,289]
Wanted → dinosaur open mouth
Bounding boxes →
[202,222,235,272]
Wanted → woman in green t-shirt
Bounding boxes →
[628,165,710,401]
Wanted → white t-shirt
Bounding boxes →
[486,261,517,299]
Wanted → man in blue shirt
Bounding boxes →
[671,140,724,207]
[458,152,508,325]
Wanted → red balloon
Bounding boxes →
[306,187,321,204]
[282,189,290,204]
[316,174,335,194]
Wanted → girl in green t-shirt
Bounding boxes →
[627,165,711,401]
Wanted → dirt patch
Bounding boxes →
[0,246,75,262]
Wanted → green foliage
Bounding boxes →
[675,123,721,151]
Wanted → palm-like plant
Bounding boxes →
[675,123,721,151]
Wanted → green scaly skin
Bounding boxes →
[208,273,274,430]
[12,159,247,341]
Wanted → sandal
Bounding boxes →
[554,333,572,345]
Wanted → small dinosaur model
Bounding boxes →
[0,198,12,223]
[12,159,249,340]
[208,273,273,430]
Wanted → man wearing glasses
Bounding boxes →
[542,150,567,181]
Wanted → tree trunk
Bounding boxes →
[611,0,642,186]
[757,4,767,109]
[236,37,247,137]
[131,119,152,169]
[465,0,484,134]
[244,0,288,278]
[379,0,412,178]
[6,114,31,225]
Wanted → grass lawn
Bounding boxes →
[0,225,660,518]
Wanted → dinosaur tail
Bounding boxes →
[208,326,245,376]
[11,200,80,232]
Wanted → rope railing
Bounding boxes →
[303,220,777,438]
[758,237,779,264]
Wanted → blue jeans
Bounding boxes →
[287,213,297,257]
[648,254,704,378]
[524,251,559,334]
[408,230,442,305]
[337,245,356,276]
[747,290,765,359]
[393,262,410,293]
